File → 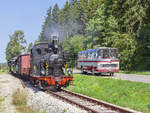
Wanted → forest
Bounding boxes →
[6,0,150,71]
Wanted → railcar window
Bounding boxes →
[94,52,97,58]
[110,49,118,58]
[103,49,109,59]
[88,52,91,59]
[97,49,102,59]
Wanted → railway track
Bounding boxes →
[17,77,139,113]
[47,89,139,113]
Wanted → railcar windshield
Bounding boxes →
[97,48,119,59]
[103,49,110,59]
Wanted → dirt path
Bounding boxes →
[109,73,150,84]
[0,73,22,113]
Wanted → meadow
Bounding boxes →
[67,74,150,113]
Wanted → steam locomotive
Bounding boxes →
[8,36,73,90]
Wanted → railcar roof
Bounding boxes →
[78,47,118,54]
[18,54,30,57]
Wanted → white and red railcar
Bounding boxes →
[77,47,119,75]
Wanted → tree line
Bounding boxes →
[39,0,150,70]
[6,0,150,71]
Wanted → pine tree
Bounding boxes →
[40,6,52,41]
[52,4,59,23]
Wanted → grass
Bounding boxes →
[12,89,38,113]
[118,70,150,75]
[66,74,150,113]
[0,97,5,112]
[0,69,8,74]
[0,97,5,104]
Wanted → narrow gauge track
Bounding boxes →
[17,76,138,113]
[47,89,138,113]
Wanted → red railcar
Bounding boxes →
[18,54,30,77]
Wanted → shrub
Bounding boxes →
[12,89,27,106]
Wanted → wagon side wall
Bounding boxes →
[18,54,30,76]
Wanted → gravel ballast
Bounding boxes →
[26,84,87,113]
[0,73,87,113]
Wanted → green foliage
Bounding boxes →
[6,30,27,61]
[67,74,150,112]
[58,1,70,24]
[112,34,136,70]
[27,42,33,53]
[40,6,52,41]
[135,24,150,70]
[52,4,59,23]
[62,35,85,67]
[39,0,150,71]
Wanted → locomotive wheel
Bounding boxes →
[56,86,61,91]
[81,67,87,74]
[81,67,84,74]
[110,72,114,76]
[30,79,35,85]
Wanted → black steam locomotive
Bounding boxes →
[8,36,73,90]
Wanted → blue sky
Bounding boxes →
[0,0,67,63]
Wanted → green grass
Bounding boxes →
[118,70,150,75]
[0,69,8,74]
[66,74,150,113]
[0,97,5,104]
[0,97,5,112]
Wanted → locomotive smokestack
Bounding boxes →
[52,35,58,49]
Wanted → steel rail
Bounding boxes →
[47,90,100,113]
[61,89,138,113]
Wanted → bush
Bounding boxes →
[12,89,27,106]
[12,89,38,113]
